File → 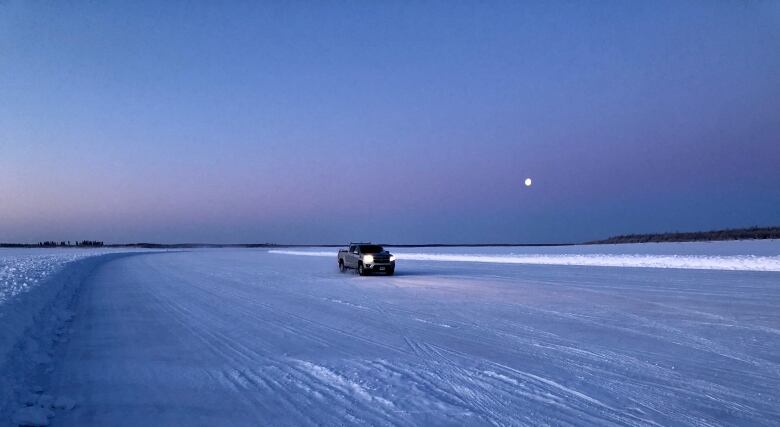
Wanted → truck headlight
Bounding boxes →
[389,255,396,262]
[363,255,374,264]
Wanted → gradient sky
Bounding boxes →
[1,1,779,244]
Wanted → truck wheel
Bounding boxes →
[339,260,345,272]
[358,263,366,276]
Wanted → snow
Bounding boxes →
[271,240,780,271]
[0,251,100,304]
[1,242,779,425]
[11,406,50,426]
[0,249,142,426]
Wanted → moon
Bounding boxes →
[524,178,532,187]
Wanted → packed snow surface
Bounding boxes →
[1,241,779,426]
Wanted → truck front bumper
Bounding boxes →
[363,262,395,272]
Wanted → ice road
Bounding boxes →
[3,244,780,426]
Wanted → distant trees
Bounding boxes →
[35,240,104,247]
[590,226,780,244]
[76,240,104,247]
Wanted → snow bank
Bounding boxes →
[0,253,98,304]
[0,250,136,425]
[0,251,108,360]
[268,250,780,272]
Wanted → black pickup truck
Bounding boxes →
[338,243,396,275]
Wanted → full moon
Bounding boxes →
[524,178,532,187]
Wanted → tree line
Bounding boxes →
[589,226,780,244]
[36,240,104,247]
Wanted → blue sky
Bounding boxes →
[1,1,778,243]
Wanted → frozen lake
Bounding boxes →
[1,242,779,426]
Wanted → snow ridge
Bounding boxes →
[0,251,138,426]
[0,253,98,304]
[269,250,780,272]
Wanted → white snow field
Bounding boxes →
[1,241,779,426]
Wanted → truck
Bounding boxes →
[338,243,396,276]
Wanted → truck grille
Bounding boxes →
[372,254,391,263]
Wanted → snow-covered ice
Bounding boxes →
[1,242,779,426]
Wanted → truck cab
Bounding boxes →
[338,243,396,275]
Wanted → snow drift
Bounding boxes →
[0,250,139,426]
[269,250,780,271]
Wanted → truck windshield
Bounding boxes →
[359,245,384,253]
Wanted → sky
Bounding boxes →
[1,1,779,244]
